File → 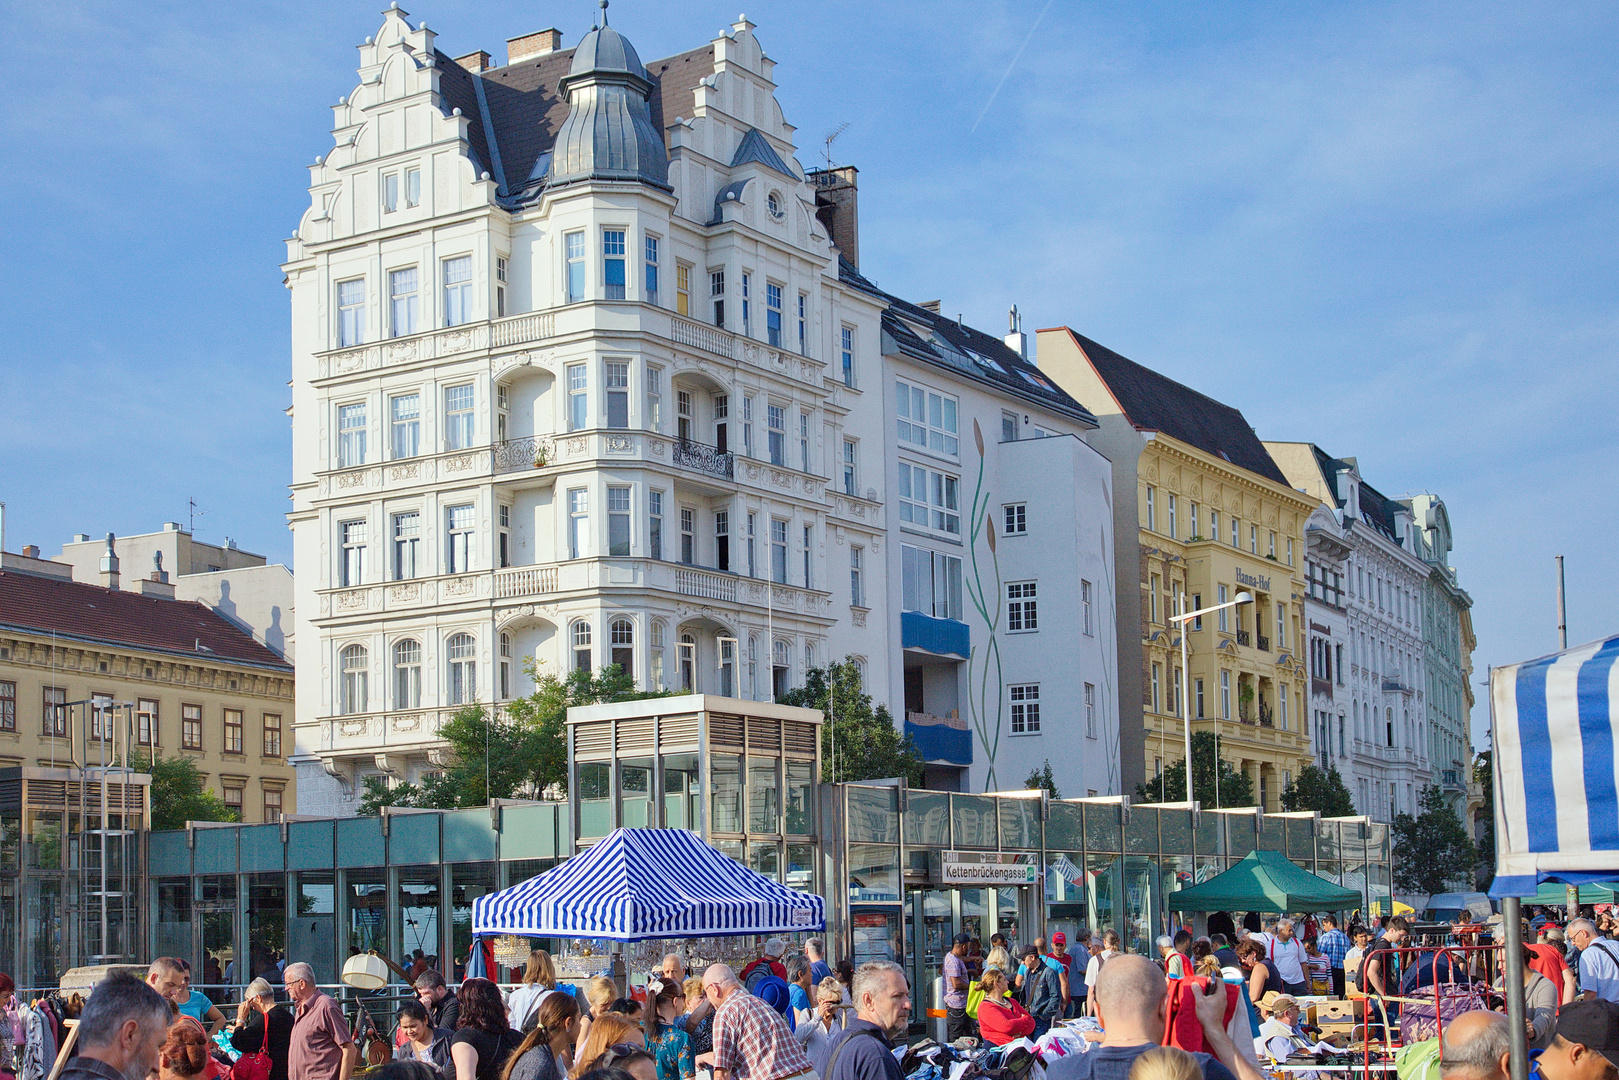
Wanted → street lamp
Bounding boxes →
[1170,590,1253,805]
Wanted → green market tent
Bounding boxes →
[1531,880,1619,905]
[1167,849,1362,913]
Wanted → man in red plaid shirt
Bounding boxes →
[700,964,819,1080]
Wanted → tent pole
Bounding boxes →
[1503,897,1528,1080]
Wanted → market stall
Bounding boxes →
[1165,849,1362,915]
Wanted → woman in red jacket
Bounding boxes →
[975,970,1036,1046]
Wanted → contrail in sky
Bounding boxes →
[969,0,1057,135]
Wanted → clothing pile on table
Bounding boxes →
[901,1037,1042,1080]
[16,993,85,1080]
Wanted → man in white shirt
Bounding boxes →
[1252,919,1310,996]
[1568,919,1619,1003]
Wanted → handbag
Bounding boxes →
[965,981,986,1020]
[229,1009,272,1080]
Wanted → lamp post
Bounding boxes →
[1171,590,1253,805]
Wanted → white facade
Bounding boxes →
[282,10,1118,813]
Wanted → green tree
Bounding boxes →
[1136,731,1254,807]
[1281,764,1357,817]
[1393,784,1477,894]
[130,752,240,831]
[1025,760,1060,798]
[1473,749,1495,891]
[778,659,924,784]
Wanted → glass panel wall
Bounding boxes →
[397,867,440,973]
[290,873,335,984]
[784,762,815,835]
[200,876,237,987]
[849,844,899,902]
[711,755,743,833]
[749,758,780,833]
[663,754,700,830]
[244,874,286,987]
[578,763,612,837]
[450,863,496,980]
[951,795,997,849]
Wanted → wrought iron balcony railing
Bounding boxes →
[674,440,734,480]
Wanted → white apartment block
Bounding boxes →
[284,9,1118,813]
[1268,444,1433,820]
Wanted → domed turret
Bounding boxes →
[548,1,670,190]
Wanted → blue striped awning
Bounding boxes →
[471,828,825,942]
[1491,633,1619,898]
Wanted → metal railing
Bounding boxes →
[1237,630,1252,647]
[1257,634,1271,651]
[673,440,734,479]
[493,436,555,474]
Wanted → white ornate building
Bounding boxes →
[283,7,1118,812]
[1268,444,1434,820]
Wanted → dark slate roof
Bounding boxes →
[1058,328,1289,485]
[839,259,1097,425]
[730,127,796,177]
[1309,445,1401,543]
[0,572,293,671]
[441,41,714,208]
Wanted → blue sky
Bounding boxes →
[3,1,1615,747]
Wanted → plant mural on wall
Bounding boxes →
[963,419,1007,790]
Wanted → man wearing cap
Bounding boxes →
[943,934,974,1041]
[1049,934,1082,1018]
[1536,1000,1619,1080]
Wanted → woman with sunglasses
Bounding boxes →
[569,1015,644,1080]
[502,994,581,1080]
[642,979,693,1080]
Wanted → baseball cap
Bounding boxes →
[1555,1000,1619,1066]
[1052,932,1067,945]
[953,932,973,946]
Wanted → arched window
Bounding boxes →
[571,621,592,672]
[499,633,512,700]
[611,618,634,679]
[340,644,369,714]
[679,633,696,692]
[772,640,790,699]
[446,633,477,705]
[803,641,815,678]
[851,656,866,689]
[392,639,421,709]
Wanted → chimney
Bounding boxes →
[454,50,492,73]
[1004,304,1028,360]
[919,300,941,314]
[507,29,562,65]
[809,165,859,268]
[138,575,176,600]
[21,546,39,559]
[99,532,120,590]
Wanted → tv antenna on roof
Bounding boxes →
[822,121,850,170]
[189,497,208,535]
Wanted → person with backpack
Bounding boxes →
[1086,931,1122,1018]
[1569,918,1619,1002]
[741,942,789,992]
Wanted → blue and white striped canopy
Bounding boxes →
[471,828,826,942]
[1491,633,1619,897]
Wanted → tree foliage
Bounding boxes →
[777,659,924,784]
[1136,731,1255,807]
[1473,749,1495,890]
[1025,760,1060,798]
[131,752,240,831]
[360,663,667,813]
[1281,764,1358,817]
[1392,784,1477,895]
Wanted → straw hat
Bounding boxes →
[1259,991,1298,1013]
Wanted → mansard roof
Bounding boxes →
[1309,444,1403,545]
[1059,328,1290,486]
[839,259,1097,427]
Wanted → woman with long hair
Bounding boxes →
[568,1014,644,1080]
[502,993,581,1080]
[641,978,692,1080]
[509,951,560,1035]
[394,1000,454,1078]
[451,978,524,1080]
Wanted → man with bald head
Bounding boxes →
[1044,955,1261,1080]
[700,964,817,1080]
[1438,1010,1511,1080]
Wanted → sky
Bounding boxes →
[3,0,1616,748]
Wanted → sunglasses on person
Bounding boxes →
[596,1045,648,1070]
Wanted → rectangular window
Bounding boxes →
[263,713,282,757]
[498,503,510,567]
[1009,684,1041,734]
[676,390,693,442]
[223,709,244,754]
[1288,538,1295,567]
[799,412,810,472]
[568,363,588,431]
[1145,486,1156,531]
[1231,516,1240,547]
[263,788,283,823]
[1082,580,1094,635]
[42,686,66,737]
[1210,509,1219,543]
[339,519,366,587]
[766,282,783,346]
[714,394,729,453]
[564,231,588,303]
[389,266,418,336]
[1279,684,1289,730]
[644,235,659,305]
[715,510,731,572]
[445,503,475,573]
[1085,683,1097,737]
[767,404,786,465]
[746,512,757,578]
[568,489,589,559]
[223,785,244,816]
[1220,671,1231,719]
[607,486,631,557]
[390,393,420,458]
[1250,523,1258,554]
[1218,584,1230,632]
[680,507,695,564]
[1192,592,1203,630]
[770,519,788,584]
[442,255,473,326]
[741,272,751,335]
[0,682,13,733]
[337,277,366,347]
[182,703,203,750]
[337,402,367,468]
[900,544,964,621]
[649,490,664,560]
[710,269,726,327]
[798,293,808,355]
[1167,494,1177,538]
[1007,581,1038,632]
[1151,664,1161,713]
[1268,531,1276,558]
[1004,502,1026,535]
[802,524,812,587]
[603,229,626,299]
[1190,502,1200,537]
[134,697,156,744]
[392,511,419,580]
[645,366,662,432]
[676,263,691,315]
[1002,410,1019,443]
[894,378,957,454]
[1277,601,1286,648]
[605,361,630,429]
[843,439,858,496]
[1195,678,1205,719]
[741,396,754,458]
[404,166,420,208]
[897,463,960,535]
[495,255,508,318]
[443,383,475,449]
[841,326,855,387]
[1149,574,1160,623]
[383,171,399,213]
[850,546,865,607]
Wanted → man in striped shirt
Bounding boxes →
[703,964,818,1080]
[1316,916,1351,997]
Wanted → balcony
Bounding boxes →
[1258,703,1275,728]
[905,711,971,766]
[674,567,736,602]
[901,611,971,658]
[1237,630,1252,647]
[1311,677,1334,700]
[1257,635,1271,652]
[315,309,555,380]
[673,440,734,480]
[495,565,558,599]
[493,436,555,475]
[671,316,736,359]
